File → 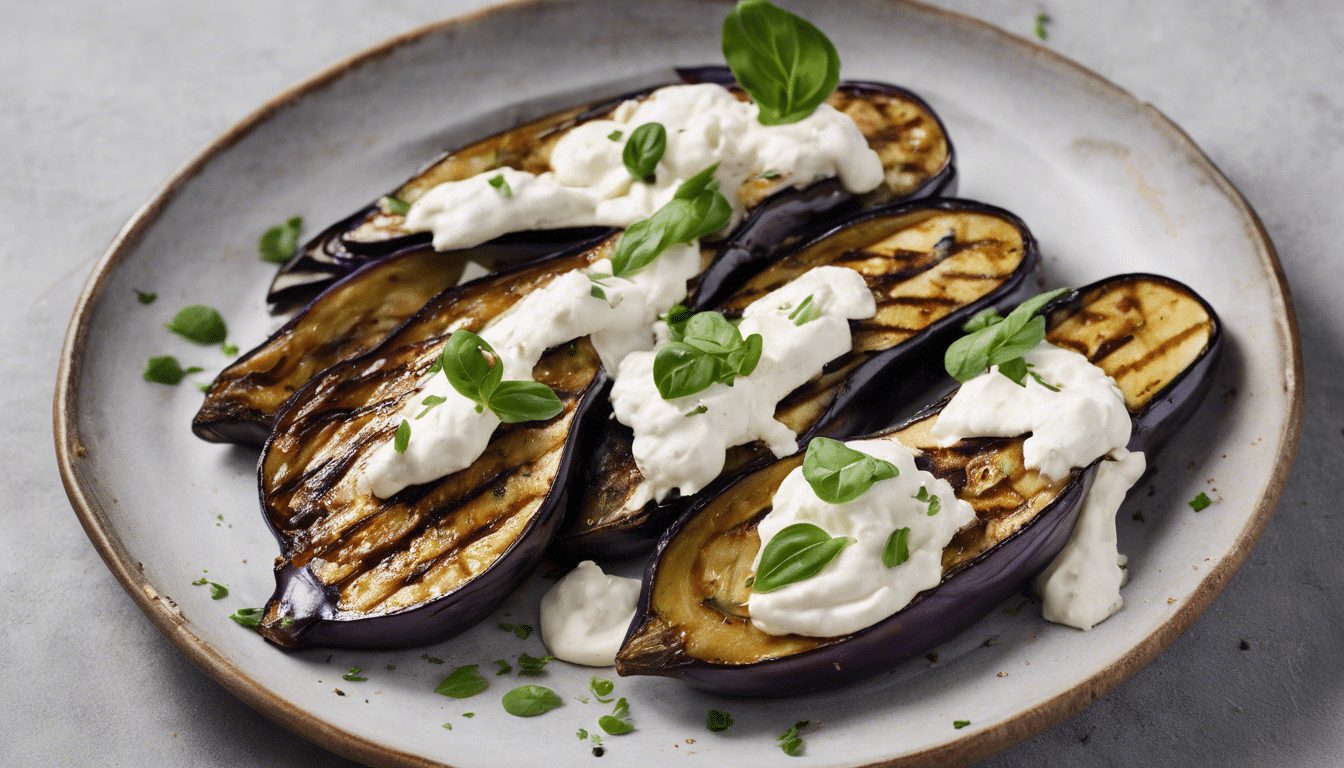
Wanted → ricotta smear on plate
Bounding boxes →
[402,83,884,251]
[539,560,642,667]
[932,343,1142,630]
[747,438,976,638]
[609,265,876,504]
[361,243,699,499]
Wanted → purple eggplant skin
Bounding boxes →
[269,66,956,310]
[261,370,609,650]
[556,198,1037,561]
[616,273,1222,697]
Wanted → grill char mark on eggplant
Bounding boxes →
[615,274,1221,696]
[557,200,1038,560]
[256,242,614,649]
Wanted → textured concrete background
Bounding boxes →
[5,1,1340,765]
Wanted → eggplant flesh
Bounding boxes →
[256,241,616,648]
[615,274,1221,696]
[269,66,954,309]
[557,199,1037,560]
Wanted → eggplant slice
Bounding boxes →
[557,199,1039,560]
[268,65,955,309]
[256,240,616,648]
[616,274,1222,696]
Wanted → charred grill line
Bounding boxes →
[1106,321,1214,380]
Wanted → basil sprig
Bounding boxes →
[608,164,731,278]
[943,288,1069,386]
[753,522,851,593]
[801,437,899,504]
[652,311,762,400]
[438,330,564,423]
[722,0,840,126]
[622,122,667,182]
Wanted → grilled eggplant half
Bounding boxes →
[557,199,1039,560]
[268,65,955,309]
[616,274,1222,696]
[255,239,619,648]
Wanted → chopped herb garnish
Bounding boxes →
[499,622,535,640]
[259,216,303,264]
[379,195,411,215]
[754,522,851,593]
[190,577,229,599]
[1132,509,1146,522]
[759,169,781,180]
[788,294,821,326]
[463,712,475,718]
[343,668,368,682]
[1034,11,1051,40]
[1028,369,1061,391]
[386,664,397,670]
[590,677,615,703]
[577,728,589,739]
[707,709,734,732]
[134,289,157,304]
[143,356,202,385]
[982,636,999,647]
[1189,492,1212,511]
[652,310,762,400]
[517,652,553,675]
[166,305,228,345]
[435,665,488,698]
[684,404,708,417]
[441,722,452,731]
[417,395,448,419]
[802,437,898,504]
[882,527,911,568]
[954,719,971,729]
[501,685,562,717]
[608,164,731,278]
[598,697,634,735]
[722,0,839,126]
[494,659,513,675]
[944,288,1069,385]
[197,382,210,392]
[622,122,667,182]
[1004,599,1031,616]
[607,130,623,142]
[915,486,941,516]
[776,720,810,757]
[394,419,411,453]
[229,607,262,629]
[488,174,513,197]
[421,654,445,664]
[221,342,239,357]
[590,284,608,302]
[438,330,563,424]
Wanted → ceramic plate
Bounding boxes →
[54,1,1301,766]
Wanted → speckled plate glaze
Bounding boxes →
[54,1,1301,766]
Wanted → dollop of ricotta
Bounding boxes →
[746,438,976,637]
[403,83,884,252]
[1035,448,1146,630]
[609,265,876,502]
[930,344,1131,481]
[361,243,700,499]
[539,560,641,667]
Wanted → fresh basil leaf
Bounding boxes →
[961,306,1002,333]
[684,404,708,417]
[788,294,821,325]
[259,216,303,263]
[441,722,452,730]
[954,719,972,729]
[421,654,444,664]
[516,652,553,675]
[608,164,731,278]
[682,311,740,354]
[599,697,635,735]
[343,667,368,682]
[488,380,564,423]
[229,607,262,629]
[776,720,809,756]
[379,195,411,215]
[998,356,1029,386]
[882,527,911,568]
[221,342,239,357]
[622,122,667,182]
[944,288,1069,382]
[661,303,693,340]
[653,342,719,400]
[501,685,562,717]
[499,622,534,640]
[722,0,840,126]
[724,332,763,381]
[488,174,512,197]
[143,356,202,385]
[590,285,607,302]
[193,578,229,599]
[801,437,899,504]
[753,522,850,593]
[926,494,941,516]
[166,305,228,344]
[441,329,503,408]
[417,395,448,419]
[759,169,781,180]
[607,130,622,141]
[462,712,474,718]
[494,659,512,675]
[393,419,411,453]
[1189,492,1211,511]
[590,677,615,703]
[1029,370,1061,392]
[134,289,157,304]
[577,728,589,740]
[435,665,488,698]
[707,709,734,732]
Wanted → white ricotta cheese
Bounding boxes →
[930,343,1131,481]
[539,560,641,667]
[609,265,876,502]
[360,243,700,499]
[1035,448,1146,630]
[746,438,976,638]
[403,83,884,252]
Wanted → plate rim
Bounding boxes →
[52,1,1304,766]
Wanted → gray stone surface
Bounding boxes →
[3,0,1337,766]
